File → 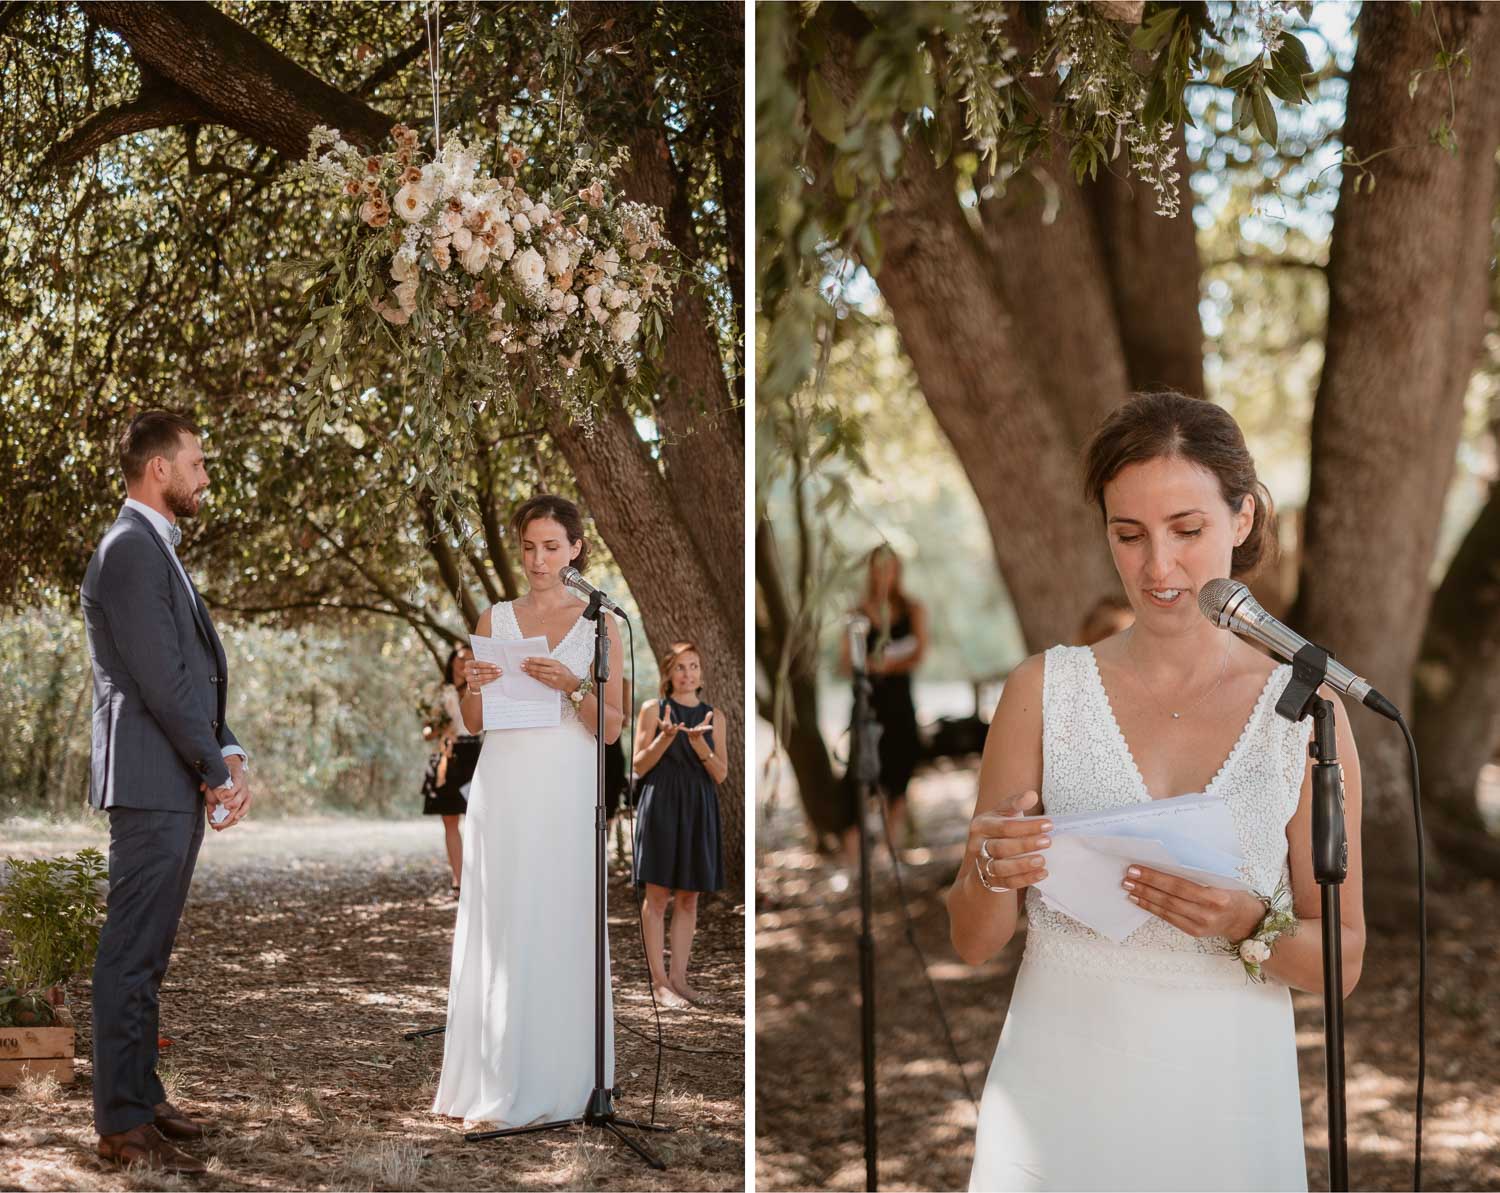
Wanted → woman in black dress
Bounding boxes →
[420,645,482,894]
[633,641,729,1007]
[842,545,928,853]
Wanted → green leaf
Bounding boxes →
[1251,87,1278,145]
[806,69,846,144]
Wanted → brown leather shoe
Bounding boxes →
[98,1122,206,1173]
[154,1100,206,1141]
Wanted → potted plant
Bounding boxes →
[0,848,107,1086]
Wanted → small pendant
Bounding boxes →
[1171,712,1181,720]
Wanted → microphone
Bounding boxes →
[1197,578,1401,721]
[559,566,626,616]
[847,613,870,675]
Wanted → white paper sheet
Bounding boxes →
[1015,793,1254,943]
[469,633,561,730]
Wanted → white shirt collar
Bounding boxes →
[123,498,178,547]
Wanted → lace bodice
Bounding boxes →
[494,601,595,728]
[1025,644,1312,974]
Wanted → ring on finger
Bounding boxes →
[974,853,1010,893]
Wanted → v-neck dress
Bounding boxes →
[970,644,1314,1192]
[433,601,612,1126]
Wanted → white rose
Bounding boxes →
[563,293,579,314]
[546,243,571,277]
[438,209,464,235]
[431,238,452,271]
[376,299,409,325]
[605,286,629,310]
[451,226,473,252]
[591,248,620,278]
[583,284,603,309]
[531,203,551,224]
[513,213,532,235]
[492,227,516,261]
[390,250,419,283]
[459,239,491,275]
[610,310,641,343]
[592,305,610,325]
[393,182,433,222]
[1238,938,1271,965]
[511,247,546,289]
[547,288,567,311]
[394,279,419,313]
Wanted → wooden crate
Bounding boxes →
[0,1008,75,1086]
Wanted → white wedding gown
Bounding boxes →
[432,602,613,1124]
[970,645,1311,1192]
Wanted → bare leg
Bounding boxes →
[668,891,705,1002]
[442,815,463,889]
[642,884,687,1007]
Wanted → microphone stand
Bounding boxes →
[466,591,671,1169]
[849,639,884,1191]
[1272,643,1349,1192]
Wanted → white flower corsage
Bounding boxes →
[1227,880,1298,983]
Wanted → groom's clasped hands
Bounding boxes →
[200,755,254,831]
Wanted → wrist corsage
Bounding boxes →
[1226,879,1298,983]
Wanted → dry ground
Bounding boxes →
[0,816,745,1192]
[756,763,1500,1192]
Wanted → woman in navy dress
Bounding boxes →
[633,641,729,1007]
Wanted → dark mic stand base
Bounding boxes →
[1275,644,1349,1193]
[403,1025,446,1041]
[464,591,671,1171]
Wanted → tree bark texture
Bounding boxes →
[1295,0,1500,890]
[756,517,844,836]
[544,401,746,882]
[1416,479,1500,833]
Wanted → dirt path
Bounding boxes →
[755,765,1500,1192]
[1,816,745,1192]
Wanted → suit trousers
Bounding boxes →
[92,805,205,1135]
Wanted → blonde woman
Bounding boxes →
[633,642,729,1007]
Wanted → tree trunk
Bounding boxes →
[756,517,844,836]
[1294,0,1500,897]
[1082,123,1206,399]
[544,401,746,884]
[1415,478,1500,836]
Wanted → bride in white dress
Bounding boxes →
[432,494,624,1127]
[952,393,1366,1192]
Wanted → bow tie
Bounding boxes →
[167,524,182,548]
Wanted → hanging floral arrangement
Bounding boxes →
[288,122,677,434]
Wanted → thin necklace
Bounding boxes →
[1123,627,1231,721]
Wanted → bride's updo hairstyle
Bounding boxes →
[1082,392,1277,581]
[511,493,591,572]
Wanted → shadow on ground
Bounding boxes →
[0,815,745,1192]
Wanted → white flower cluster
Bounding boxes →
[300,124,672,378]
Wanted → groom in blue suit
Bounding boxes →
[80,410,255,1172]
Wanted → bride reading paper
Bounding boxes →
[433,493,624,1126]
[951,393,1365,1192]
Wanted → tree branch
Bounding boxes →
[78,1,395,160]
[43,74,205,176]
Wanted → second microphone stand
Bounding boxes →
[465,591,671,1170]
[848,634,884,1192]
[1273,643,1349,1192]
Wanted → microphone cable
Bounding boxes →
[1395,712,1427,1191]
[872,787,980,1113]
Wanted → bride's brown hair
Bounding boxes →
[1082,392,1277,581]
[511,493,591,572]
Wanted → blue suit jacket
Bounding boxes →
[81,507,238,811]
